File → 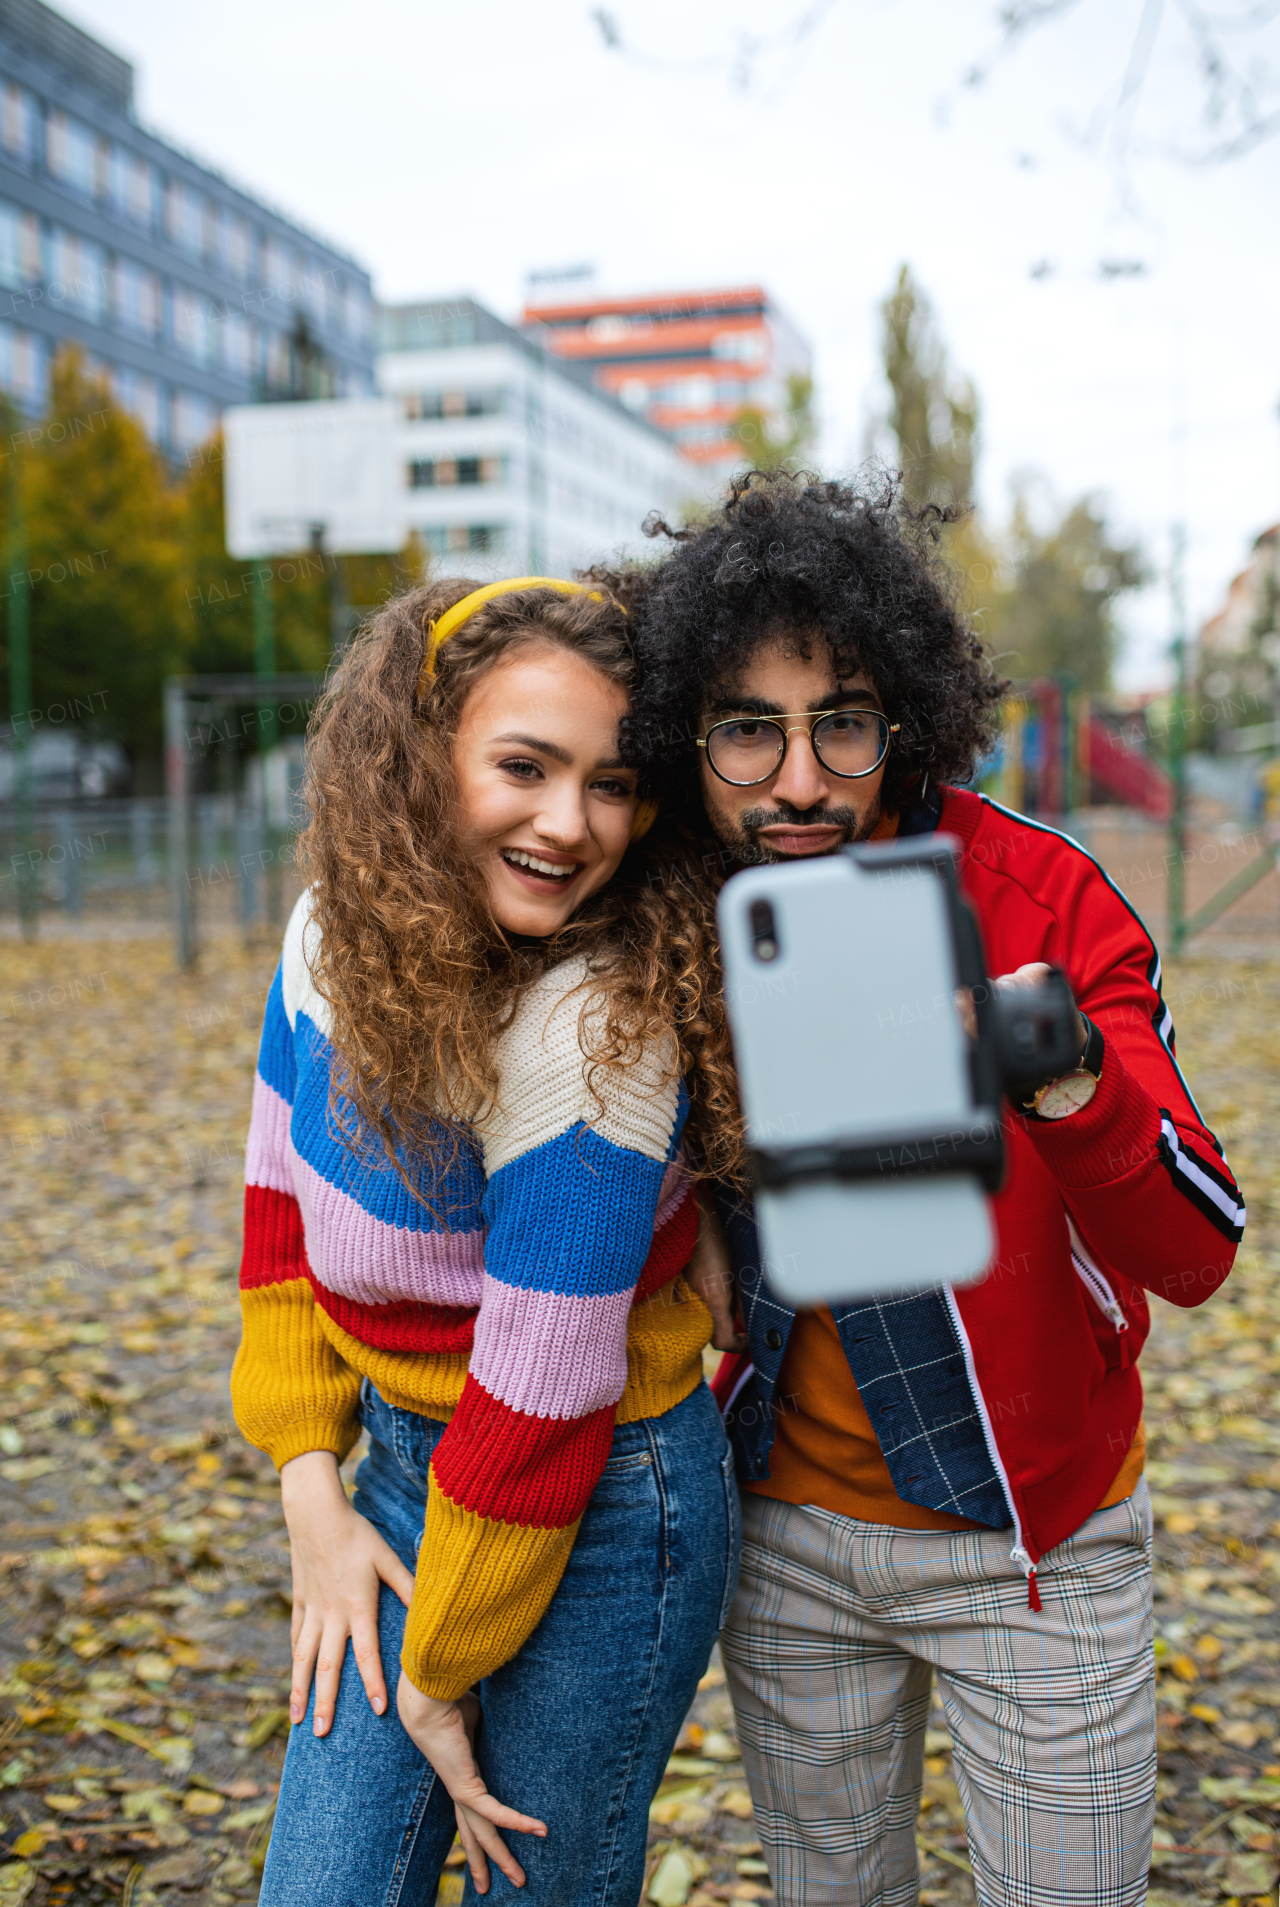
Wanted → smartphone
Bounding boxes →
[717,838,997,1305]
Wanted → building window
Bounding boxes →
[402,389,506,419]
[171,389,218,453]
[112,257,162,339]
[220,311,254,379]
[1,84,34,164]
[46,228,105,321]
[109,147,156,230]
[302,264,332,329]
[172,284,210,365]
[261,236,300,297]
[165,180,205,259]
[0,201,40,288]
[341,280,370,342]
[216,207,253,281]
[409,456,504,489]
[0,322,47,406]
[46,111,102,200]
[112,366,161,440]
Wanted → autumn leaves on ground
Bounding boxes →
[1,934,1278,1907]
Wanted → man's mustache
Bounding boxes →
[739,804,871,834]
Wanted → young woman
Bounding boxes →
[231,578,742,1907]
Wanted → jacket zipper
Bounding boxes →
[1067,1216,1130,1367]
[943,1287,1042,1612]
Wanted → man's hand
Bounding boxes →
[396,1673,547,1892]
[279,1449,415,1737]
[684,1195,745,1352]
[993,962,1087,1056]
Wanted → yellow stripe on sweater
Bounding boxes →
[231,1279,363,1470]
[403,1485,580,1700]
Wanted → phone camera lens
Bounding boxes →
[750,898,779,963]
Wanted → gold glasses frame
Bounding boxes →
[697,710,902,787]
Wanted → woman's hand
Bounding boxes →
[684,1195,746,1353]
[280,1449,416,1737]
[396,1672,548,1892]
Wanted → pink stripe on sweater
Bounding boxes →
[290,1146,487,1309]
[653,1156,692,1233]
[245,1074,294,1195]
[468,1276,633,1420]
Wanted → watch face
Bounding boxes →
[1036,1070,1099,1120]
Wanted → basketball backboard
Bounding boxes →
[223,399,402,558]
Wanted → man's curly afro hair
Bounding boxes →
[618,468,1005,817]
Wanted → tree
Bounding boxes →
[17,348,184,766]
[880,265,978,511]
[730,371,816,472]
[980,483,1146,691]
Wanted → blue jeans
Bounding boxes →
[261,1379,741,1907]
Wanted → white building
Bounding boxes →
[376,298,688,577]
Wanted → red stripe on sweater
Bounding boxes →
[632,1184,699,1307]
[431,1376,615,1528]
[240,1183,307,1289]
[308,1273,477,1356]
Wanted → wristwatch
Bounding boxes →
[1023,1016,1104,1121]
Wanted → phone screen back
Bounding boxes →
[718,854,993,1304]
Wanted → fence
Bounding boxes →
[0,788,307,935]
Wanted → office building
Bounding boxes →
[377,298,687,576]
[0,0,374,454]
[521,285,811,485]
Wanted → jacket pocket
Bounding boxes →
[1068,1217,1130,1370]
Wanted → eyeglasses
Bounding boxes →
[697,709,900,787]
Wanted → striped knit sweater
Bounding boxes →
[231,893,710,1700]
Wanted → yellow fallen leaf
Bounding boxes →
[1165,1511,1199,1534]
[132,1652,174,1685]
[8,1833,46,1860]
[43,1795,81,1813]
[1189,1702,1223,1724]
[0,1860,37,1906]
[719,1790,755,1820]
[1170,1654,1199,1682]
[183,1789,224,1815]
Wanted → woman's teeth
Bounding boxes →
[503,849,576,880]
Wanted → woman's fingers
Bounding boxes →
[455,1807,492,1894]
[348,1609,388,1717]
[462,1789,547,1839]
[373,1538,416,1609]
[458,1801,528,1890]
[311,1618,349,1737]
[288,1612,322,1726]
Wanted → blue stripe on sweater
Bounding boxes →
[256,965,296,1107]
[288,1009,486,1236]
[483,1123,674,1297]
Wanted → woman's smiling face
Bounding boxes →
[451,638,640,937]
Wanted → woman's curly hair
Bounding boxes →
[617,466,1004,814]
[298,578,745,1197]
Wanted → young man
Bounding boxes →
[626,473,1243,1907]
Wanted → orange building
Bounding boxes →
[521,285,811,484]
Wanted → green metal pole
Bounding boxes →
[1167,522,1188,956]
[8,468,36,939]
[252,563,276,749]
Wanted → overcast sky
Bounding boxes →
[65,0,1280,688]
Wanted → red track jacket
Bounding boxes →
[714,788,1244,1578]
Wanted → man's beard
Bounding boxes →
[722,795,883,864]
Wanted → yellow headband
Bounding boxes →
[418,575,658,843]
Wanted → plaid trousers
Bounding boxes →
[720,1484,1155,1907]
